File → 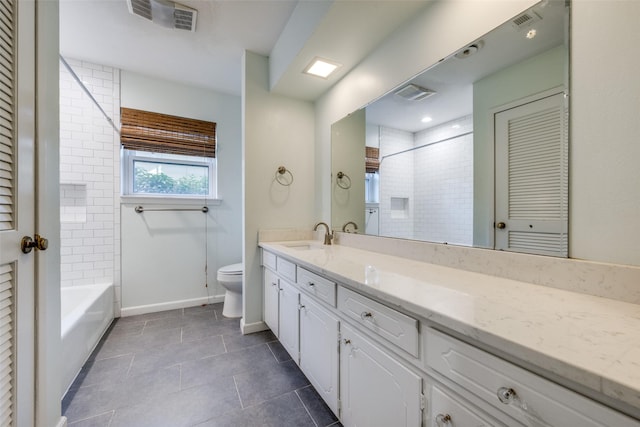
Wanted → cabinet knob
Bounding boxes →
[435,413,451,426]
[497,387,517,404]
[271,282,278,286]
[343,339,351,345]
[360,311,373,320]
[307,282,315,287]
[298,304,306,310]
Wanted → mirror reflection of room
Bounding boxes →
[336,0,567,256]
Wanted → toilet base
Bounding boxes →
[222,289,242,318]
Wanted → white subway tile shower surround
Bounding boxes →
[59,58,121,316]
[378,116,473,244]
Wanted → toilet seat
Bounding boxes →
[218,263,243,276]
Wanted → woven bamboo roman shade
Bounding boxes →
[365,146,380,173]
[120,108,216,158]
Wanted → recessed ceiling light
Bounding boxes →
[526,29,537,39]
[421,116,433,123]
[303,57,341,79]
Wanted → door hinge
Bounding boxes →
[420,393,426,411]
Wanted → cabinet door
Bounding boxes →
[340,324,422,427]
[263,268,279,337]
[278,279,300,361]
[299,294,340,415]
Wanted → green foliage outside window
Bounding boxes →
[133,167,208,195]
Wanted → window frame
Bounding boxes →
[121,149,217,199]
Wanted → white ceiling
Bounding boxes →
[59,0,429,100]
[366,0,566,133]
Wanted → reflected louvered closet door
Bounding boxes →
[0,0,37,425]
[495,92,568,257]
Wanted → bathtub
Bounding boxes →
[61,283,114,395]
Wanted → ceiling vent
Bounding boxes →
[394,84,436,101]
[127,0,197,32]
[511,11,542,31]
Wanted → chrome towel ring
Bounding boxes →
[275,166,294,186]
[336,171,351,189]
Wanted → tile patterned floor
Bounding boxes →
[62,303,341,427]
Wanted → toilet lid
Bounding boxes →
[219,263,243,275]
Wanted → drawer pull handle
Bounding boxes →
[361,311,373,320]
[307,282,315,287]
[497,387,517,404]
[298,304,306,310]
[343,339,351,345]
[435,413,451,426]
[271,282,278,286]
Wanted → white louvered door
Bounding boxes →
[495,92,568,257]
[0,1,36,426]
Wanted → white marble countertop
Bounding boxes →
[259,240,640,413]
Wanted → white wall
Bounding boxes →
[242,51,316,330]
[120,71,242,313]
[570,0,640,266]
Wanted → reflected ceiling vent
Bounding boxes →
[511,10,542,31]
[394,84,436,101]
[127,0,198,32]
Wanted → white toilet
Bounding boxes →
[217,263,243,318]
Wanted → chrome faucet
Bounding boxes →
[342,221,358,233]
[313,222,333,245]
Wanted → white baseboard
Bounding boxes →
[56,416,68,427]
[120,294,225,317]
[240,318,269,335]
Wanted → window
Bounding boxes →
[120,108,217,198]
[122,150,216,197]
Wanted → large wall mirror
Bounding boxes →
[331,0,568,257]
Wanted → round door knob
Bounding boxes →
[496,221,506,229]
[21,234,48,254]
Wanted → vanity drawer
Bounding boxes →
[296,267,336,307]
[276,257,297,282]
[425,328,640,427]
[262,250,276,270]
[429,383,504,427]
[338,286,419,357]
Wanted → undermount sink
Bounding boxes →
[281,242,325,251]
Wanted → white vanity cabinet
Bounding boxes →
[428,384,502,427]
[278,278,300,360]
[299,293,340,414]
[340,323,423,427]
[425,328,640,427]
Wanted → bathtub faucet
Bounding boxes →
[313,222,333,245]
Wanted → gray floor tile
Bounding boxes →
[267,340,292,363]
[181,318,242,342]
[63,365,181,423]
[184,303,219,317]
[127,335,226,377]
[72,354,133,388]
[200,391,315,427]
[95,327,182,360]
[117,309,184,323]
[67,411,114,427]
[110,376,241,427]
[234,359,310,407]
[180,343,278,390]
[296,385,339,427]
[108,319,146,337]
[222,330,277,352]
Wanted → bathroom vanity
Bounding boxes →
[259,239,640,427]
